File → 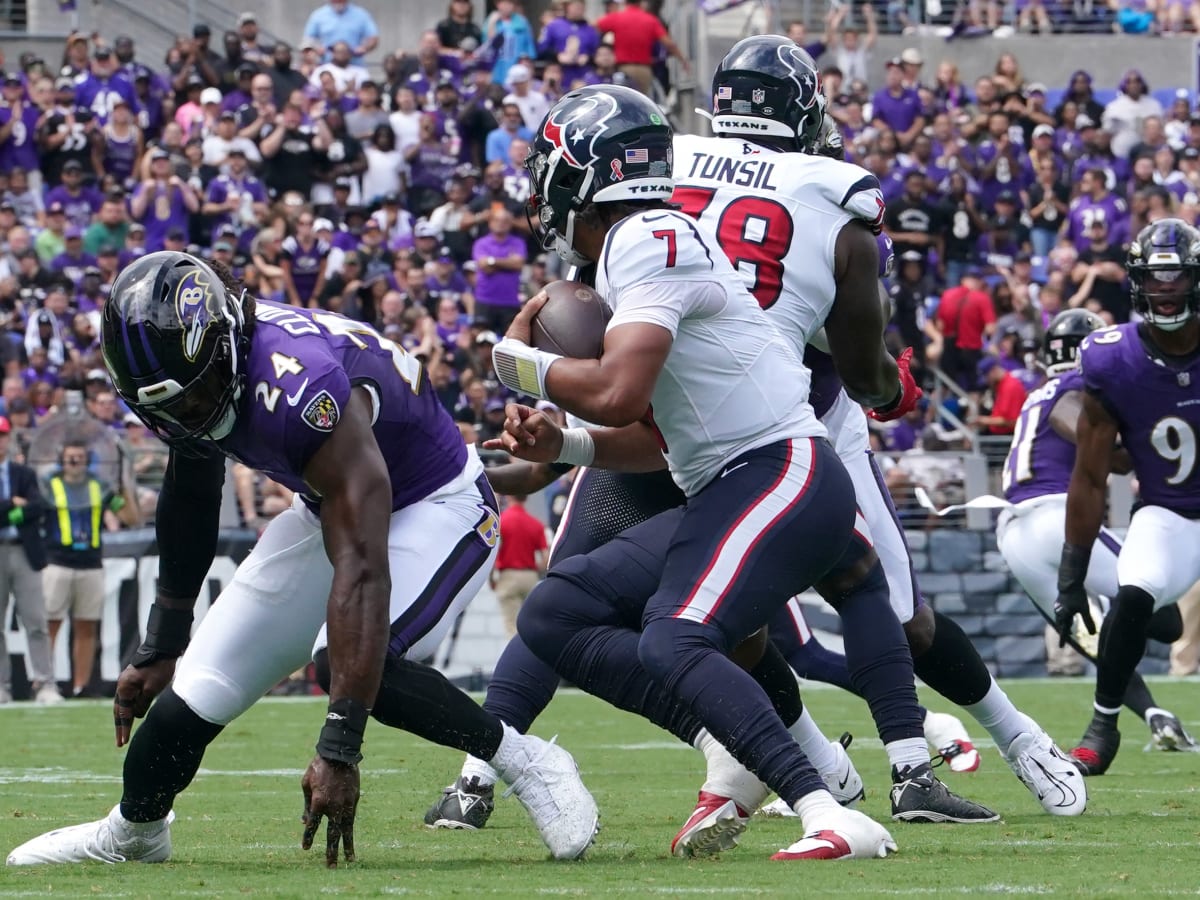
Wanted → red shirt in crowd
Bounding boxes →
[595,6,666,65]
[496,501,548,571]
[987,372,1028,436]
[936,285,996,351]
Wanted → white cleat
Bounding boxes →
[924,710,981,773]
[1003,730,1087,817]
[34,683,63,706]
[7,806,173,865]
[758,797,800,818]
[821,734,865,807]
[772,805,897,861]
[500,735,598,860]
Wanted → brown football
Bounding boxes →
[530,280,611,359]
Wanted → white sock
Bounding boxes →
[787,708,838,774]
[885,737,929,772]
[792,788,839,824]
[108,805,166,838]
[694,729,771,812]
[963,679,1035,754]
[487,723,530,783]
[460,754,499,788]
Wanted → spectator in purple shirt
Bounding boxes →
[871,58,925,150]
[471,206,526,332]
[74,45,138,127]
[49,227,97,286]
[0,74,43,182]
[129,148,200,251]
[43,160,104,230]
[538,1,600,91]
[1065,167,1130,253]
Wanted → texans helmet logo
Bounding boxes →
[776,43,821,109]
[540,92,622,171]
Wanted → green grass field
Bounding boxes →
[2,679,1199,898]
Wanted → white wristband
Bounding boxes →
[555,427,595,467]
[492,337,563,400]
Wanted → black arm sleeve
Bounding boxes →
[155,448,226,601]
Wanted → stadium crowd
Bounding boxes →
[1,0,1200,697]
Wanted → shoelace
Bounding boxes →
[502,735,564,822]
[84,822,127,864]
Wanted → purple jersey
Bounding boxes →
[1003,370,1082,503]
[281,235,329,304]
[537,17,600,88]
[74,73,138,126]
[49,250,98,285]
[1065,194,1129,253]
[221,300,467,511]
[0,103,43,173]
[871,87,923,134]
[205,174,268,240]
[1081,323,1200,516]
[44,185,104,230]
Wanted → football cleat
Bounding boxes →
[423,777,496,830]
[1069,716,1121,776]
[671,791,750,858]
[771,805,896,861]
[7,806,173,866]
[890,762,999,823]
[823,733,865,807]
[924,710,981,773]
[758,797,799,818]
[1145,708,1199,753]
[1003,730,1087,816]
[500,735,599,860]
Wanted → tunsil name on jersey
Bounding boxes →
[682,153,780,191]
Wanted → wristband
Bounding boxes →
[548,462,575,475]
[129,603,194,668]
[315,697,370,765]
[1057,542,1092,592]
[492,337,562,400]
[555,427,595,467]
[872,384,905,416]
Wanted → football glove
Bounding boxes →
[868,348,923,422]
[1054,543,1095,647]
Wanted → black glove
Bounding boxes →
[1054,543,1095,647]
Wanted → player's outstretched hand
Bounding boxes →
[504,291,549,346]
[868,348,923,422]
[482,402,564,463]
[114,658,176,748]
[301,755,360,868]
[1053,585,1095,648]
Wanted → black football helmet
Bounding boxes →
[1127,217,1200,332]
[711,35,825,152]
[526,84,674,267]
[1042,308,1105,375]
[101,251,248,447]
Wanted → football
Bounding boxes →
[531,280,611,359]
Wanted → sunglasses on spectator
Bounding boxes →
[63,456,87,465]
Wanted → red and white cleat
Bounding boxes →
[771,807,897,861]
[671,791,750,858]
[924,711,981,773]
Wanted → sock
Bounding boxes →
[885,737,930,772]
[119,688,224,823]
[481,634,561,734]
[459,754,498,787]
[367,654,504,760]
[793,787,839,821]
[109,806,169,839]
[911,611,994,707]
[487,723,533,782]
[963,679,1035,753]
[695,729,770,812]
[830,560,925,744]
[1122,672,1157,719]
[787,706,838,774]
[1094,586,1155,713]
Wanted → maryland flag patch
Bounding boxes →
[301,390,340,432]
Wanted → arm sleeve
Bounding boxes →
[155,448,225,600]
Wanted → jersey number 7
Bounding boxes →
[673,186,793,309]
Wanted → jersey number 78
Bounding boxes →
[672,186,793,309]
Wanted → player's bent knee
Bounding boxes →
[637,618,724,685]
[516,573,593,667]
[730,627,768,671]
[171,666,262,727]
[903,605,936,658]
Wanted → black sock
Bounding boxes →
[749,640,804,727]
[120,688,224,823]
[1121,672,1157,719]
[911,611,994,707]
[1095,586,1154,713]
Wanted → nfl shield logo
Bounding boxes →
[752,88,765,105]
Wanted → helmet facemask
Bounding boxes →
[1128,219,1200,333]
[525,145,595,268]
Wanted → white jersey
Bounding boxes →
[671,133,884,362]
[594,209,824,497]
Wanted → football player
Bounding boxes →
[998,309,1193,759]
[1057,218,1200,774]
[489,81,952,862]
[6,253,598,867]
[672,35,1084,816]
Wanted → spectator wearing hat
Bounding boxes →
[35,77,94,189]
[49,227,97,286]
[214,29,253,96]
[1166,146,1200,202]
[116,221,145,271]
[1024,121,1062,182]
[236,11,271,65]
[355,217,393,279]
[594,0,688,97]
[483,0,536,87]
[221,63,259,117]
[428,247,472,308]
[201,109,262,168]
[0,75,43,188]
[1104,70,1163,159]
[408,218,441,268]
[34,202,68,264]
[83,194,131,260]
[169,24,221,92]
[73,43,136,128]
[428,81,469,159]
[303,0,380,65]
[1070,216,1129,323]
[935,270,996,392]
[367,193,413,252]
[972,356,1026,436]
[44,161,103,231]
[345,80,389,141]
[885,169,941,264]
[538,0,600,91]
[130,149,200,252]
[977,195,1030,272]
[1025,151,1070,259]
[317,248,367,312]
[873,57,925,150]
[202,146,268,249]
[259,102,323,199]
[471,206,526,332]
[0,413,58,705]
[185,85,225,140]
[26,306,66,369]
[898,47,924,90]
[503,64,549,132]
[95,97,142,190]
[485,100,533,165]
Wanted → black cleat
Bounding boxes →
[423,777,495,830]
[1146,708,1197,753]
[890,762,1000,824]
[1069,715,1121,776]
